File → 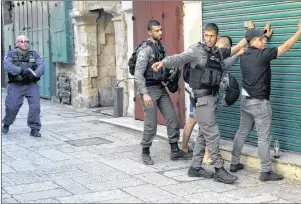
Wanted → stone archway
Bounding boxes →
[72,1,129,114]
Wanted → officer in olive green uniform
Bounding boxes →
[152,23,250,184]
[135,20,189,165]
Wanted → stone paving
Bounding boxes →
[1,92,301,203]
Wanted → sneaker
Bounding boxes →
[141,153,154,165]
[230,163,244,172]
[259,171,284,182]
[2,125,9,134]
[188,167,214,178]
[30,129,41,137]
[214,167,238,184]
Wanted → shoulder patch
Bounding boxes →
[137,51,146,62]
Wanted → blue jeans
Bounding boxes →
[231,97,272,172]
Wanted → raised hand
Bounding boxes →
[264,22,273,38]
[248,20,255,29]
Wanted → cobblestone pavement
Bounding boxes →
[1,93,301,203]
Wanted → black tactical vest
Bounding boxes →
[143,41,166,86]
[8,50,39,84]
[189,44,224,90]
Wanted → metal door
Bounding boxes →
[133,1,185,128]
[202,1,301,153]
[133,1,151,123]
[11,1,53,98]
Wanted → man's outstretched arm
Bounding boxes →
[277,20,301,57]
[152,45,200,72]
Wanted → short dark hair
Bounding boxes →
[147,20,160,31]
[204,23,219,34]
[223,36,233,47]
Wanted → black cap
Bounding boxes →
[245,29,267,42]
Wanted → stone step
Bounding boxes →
[99,116,301,182]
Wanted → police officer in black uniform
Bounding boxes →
[2,35,45,137]
[152,23,251,184]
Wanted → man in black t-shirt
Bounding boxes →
[230,20,301,182]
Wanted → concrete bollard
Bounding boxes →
[114,87,123,117]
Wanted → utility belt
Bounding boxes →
[193,89,218,98]
[189,89,218,108]
[145,80,162,87]
[243,95,269,101]
[9,81,37,85]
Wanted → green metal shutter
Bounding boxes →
[202,1,301,153]
[49,1,74,63]
[11,1,54,98]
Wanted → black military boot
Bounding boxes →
[259,171,284,182]
[170,142,186,160]
[30,129,41,137]
[182,146,193,160]
[2,125,9,134]
[141,147,154,165]
[230,163,244,172]
[188,167,214,178]
[214,167,238,184]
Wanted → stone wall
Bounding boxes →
[97,12,116,107]
[122,2,134,116]
[55,1,130,113]
[71,10,99,108]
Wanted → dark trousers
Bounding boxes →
[191,95,224,169]
[2,83,41,130]
[139,85,180,148]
